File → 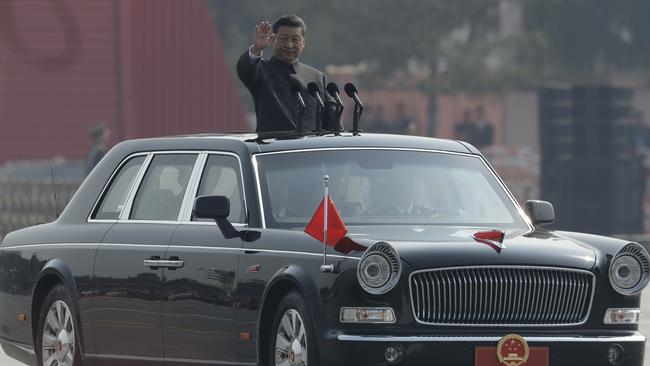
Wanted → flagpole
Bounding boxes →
[320,175,334,273]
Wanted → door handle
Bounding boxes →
[158,260,184,269]
[144,256,161,269]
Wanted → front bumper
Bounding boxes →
[322,332,645,366]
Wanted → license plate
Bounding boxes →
[475,346,549,366]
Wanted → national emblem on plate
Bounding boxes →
[497,334,530,366]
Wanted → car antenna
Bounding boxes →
[50,168,60,219]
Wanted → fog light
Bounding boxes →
[604,308,640,324]
[384,344,404,364]
[607,344,624,365]
[340,307,396,323]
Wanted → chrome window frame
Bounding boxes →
[251,147,534,232]
[87,152,152,223]
[179,151,249,226]
[88,150,248,227]
[122,151,199,222]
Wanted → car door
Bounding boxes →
[91,152,198,366]
[163,152,246,366]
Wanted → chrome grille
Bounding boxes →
[410,266,595,326]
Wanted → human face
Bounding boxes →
[272,26,305,63]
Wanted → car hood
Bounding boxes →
[347,226,596,271]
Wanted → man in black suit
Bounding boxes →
[237,15,340,132]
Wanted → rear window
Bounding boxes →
[94,156,146,220]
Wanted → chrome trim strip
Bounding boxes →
[337,333,647,343]
[408,265,596,327]
[180,221,249,228]
[119,153,154,220]
[87,152,151,223]
[241,247,359,260]
[251,155,266,228]
[115,219,179,225]
[178,152,207,221]
[88,219,116,224]
[87,353,252,365]
[253,147,476,157]
[1,243,101,250]
[252,147,533,233]
[92,220,249,227]
[101,243,170,249]
[0,242,358,260]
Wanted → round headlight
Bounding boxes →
[357,242,401,295]
[359,253,392,288]
[609,243,650,296]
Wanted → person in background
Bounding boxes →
[86,123,110,174]
[471,105,494,148]
[237,15,339,132]
[396,102,417,135]
[454,109,474,142]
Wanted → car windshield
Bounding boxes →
[256,149,530,234]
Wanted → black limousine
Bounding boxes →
[0,132,647,366]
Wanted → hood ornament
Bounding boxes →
[472,230,506,253]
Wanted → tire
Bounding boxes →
[268,291,319,366]
[35,285,82,366]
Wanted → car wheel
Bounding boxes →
[36,285,82,366]
[269,291,318,366]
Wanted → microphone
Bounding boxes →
[326,82,344,107]
[344,83,364,107]
[307,82,325,108]
[289,77,306,109]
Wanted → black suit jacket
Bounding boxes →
[237,50,340,132]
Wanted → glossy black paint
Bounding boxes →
[0,133,645,366]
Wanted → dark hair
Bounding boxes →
[272,14,307,35]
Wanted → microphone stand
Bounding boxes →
[334,104,344,136]
[307,82,325,135]
[315,103,323,135]
[352,103,364,136]
[295,94,306,135]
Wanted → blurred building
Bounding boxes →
[0,0,247,163]
[539,85,645,235]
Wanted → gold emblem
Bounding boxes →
[497,334,529,366]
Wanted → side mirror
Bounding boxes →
[194,196,239,239]
[194,195,230,219]
[525,200,555,226]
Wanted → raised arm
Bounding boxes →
[236,21,273,92]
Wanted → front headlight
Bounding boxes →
[357,242,401,295]
[609,243,650,295]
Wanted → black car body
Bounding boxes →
[0,132,647,366]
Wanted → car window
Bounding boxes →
[93,156,146,220]
[130,154,197,221]
[257,150,529,233]
[193,154,245,223]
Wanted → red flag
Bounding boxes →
[304,195,348,247]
